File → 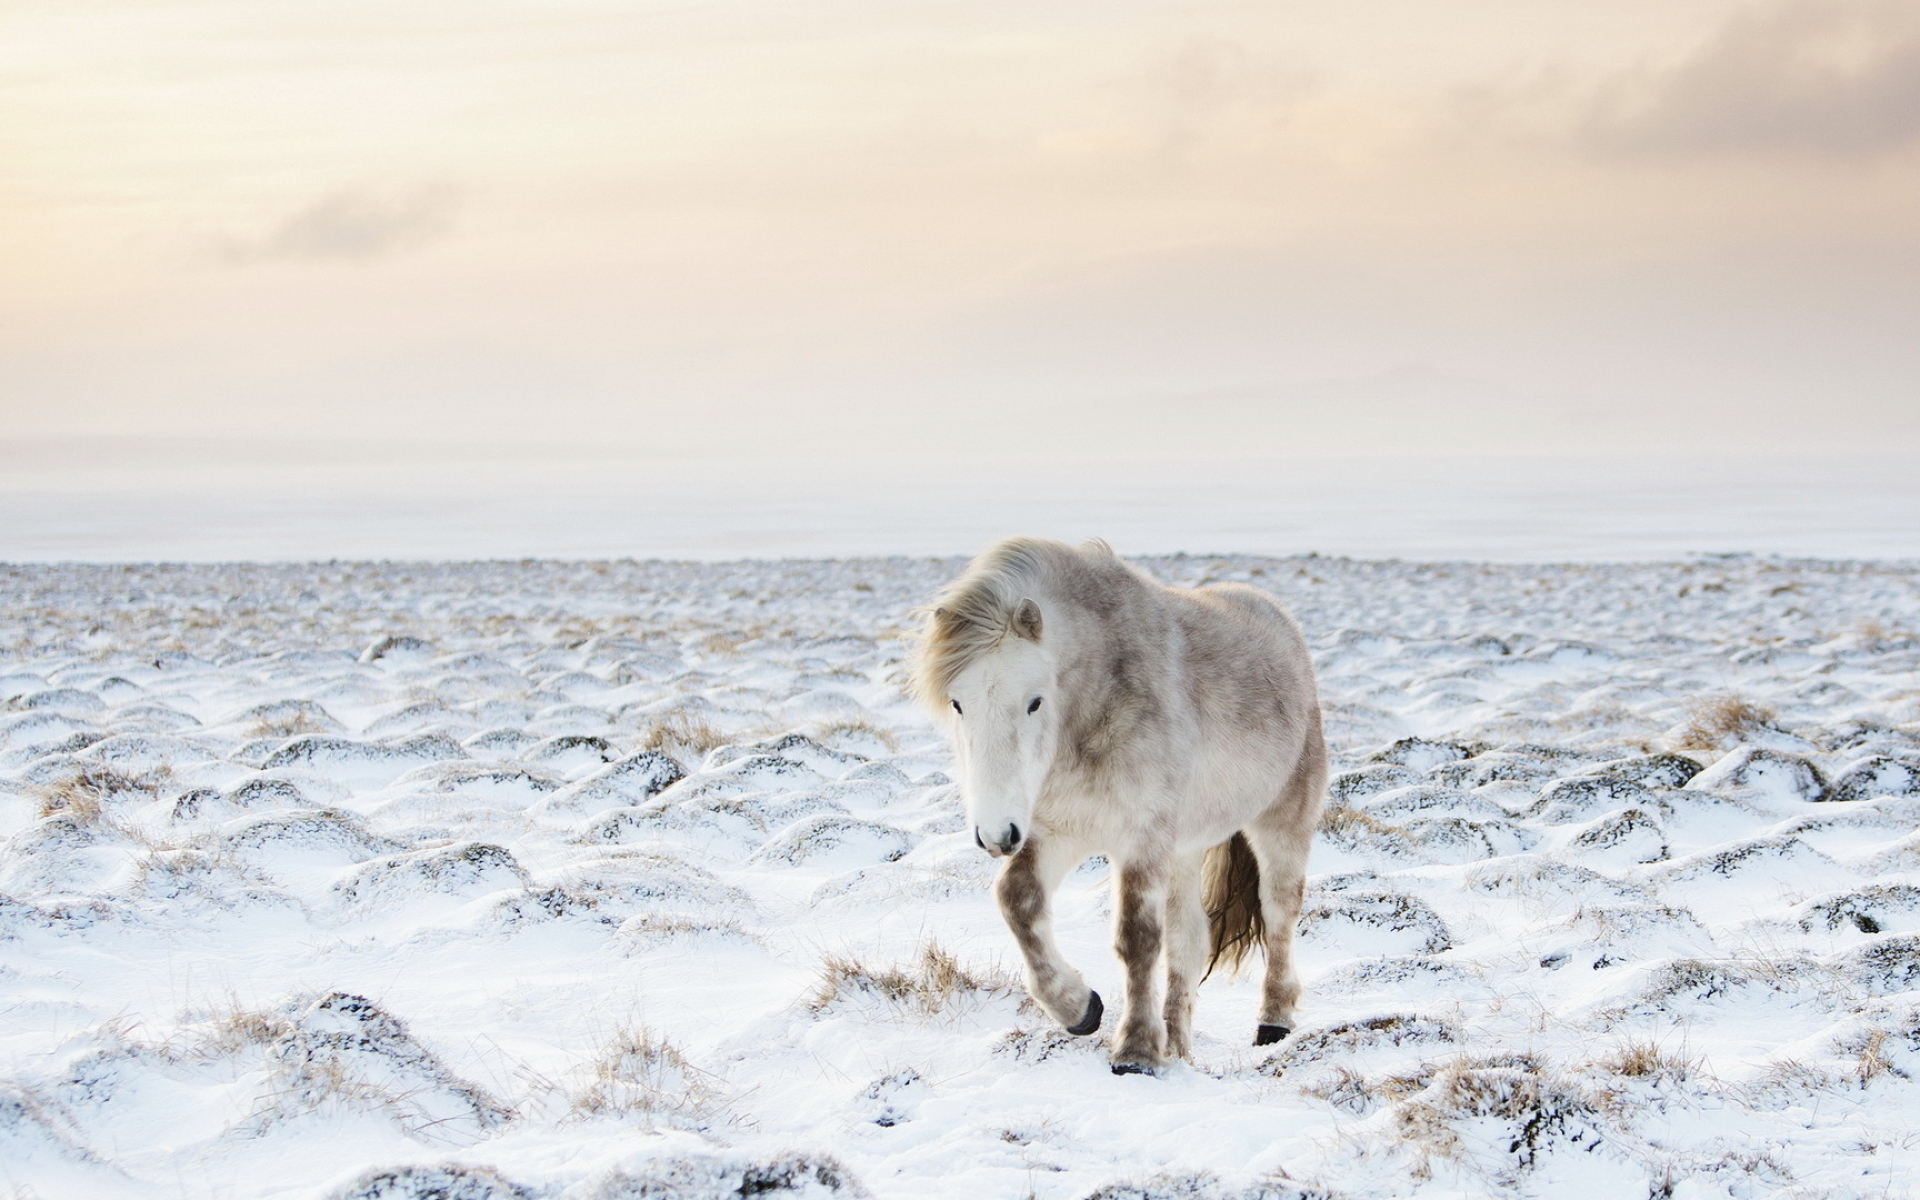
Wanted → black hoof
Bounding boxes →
[1066,990,1103,1036]
[1254,1024,1290,1046]
[1109,1060,1157,1076]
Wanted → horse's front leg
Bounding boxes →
[1110,856,1170,1075]
[1160,849,1208,1063]
[994,834,1102,1037]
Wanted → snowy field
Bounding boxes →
[5,553,1920,1199]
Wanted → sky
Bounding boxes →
[3,0,1919,463]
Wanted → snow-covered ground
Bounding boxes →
[4,554,1920,1199]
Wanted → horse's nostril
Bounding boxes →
[974,829,986,852]
[1005,824,1023,853]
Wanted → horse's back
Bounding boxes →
[1167,579,1320,806]
[1189,581,1305,638]
[1177,582,1314,682]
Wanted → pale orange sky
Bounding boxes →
[3,0,1917,458]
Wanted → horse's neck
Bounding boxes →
[1048,570,1151,684]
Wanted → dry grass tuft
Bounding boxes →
[811,717,900,752]
[234,994,514,1140]
[569,1026,725,1126]
[38,782,106,827]
[1316,807,1415,862]
[1601,1037,1699,1085]
[198,1008,297,1058]
[1838,1028,1900,1088]
[1744,1057,1841,1107]
[614,912,753,951]
[1319,806,1391,836]
[639,712,728,755]
[1384,1055,1606,1181]
[1672,695,1778,751]
[256,1053,399,1122]
[697,629,766,657]
[175,1001,391,1121]
[810,941,1016,1018]
[32,763,169,828]
[248,712,332,739]
[1298,1064,1431,1116]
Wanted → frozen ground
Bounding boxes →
[3,554,1920,1199]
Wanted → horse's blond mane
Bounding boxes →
[910,538,1112,710]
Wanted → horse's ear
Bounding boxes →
[1012,598,1043,642]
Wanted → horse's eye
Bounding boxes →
[1027,697,1042,714]
[951,699,963,715]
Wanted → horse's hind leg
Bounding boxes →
[1160,849,1207,1062]
[1243,758,1324,1043]
[1243,819,1308,1042]
[994,834,1101,1036]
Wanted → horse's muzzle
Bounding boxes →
[978,822,1023,858]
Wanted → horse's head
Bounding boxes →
[940,597,1059,858]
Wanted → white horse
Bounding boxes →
[912,537,1326,1074]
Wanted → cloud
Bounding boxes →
[1117,36,1320,170]
[219,185,459,264]
[1584,0,1920,158]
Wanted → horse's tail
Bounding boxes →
[1203,831,1264,979]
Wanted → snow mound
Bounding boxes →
[1299,890,1452,956]
[583,1153,870,1199]
[1527,776,1662,825]
[326,1164,531,1200]
[1828,755,1920,804]
[334,843,532,907]
[221,809,391,867]
[750,816,912,868]
[1079,1172,1335,1200]
[1686,746,1828,804]
[258,992,511,1142]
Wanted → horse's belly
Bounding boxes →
[1175,813,1253,854]
[1034,775,1282,857]
[1168,744,1306,849]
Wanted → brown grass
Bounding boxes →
[1840,1028,1898,1088]
[697,628,769,657]
[811,717,900,752]
[1601,1037,1699,1084]
[255,1054,401,1124]
[569,1026,725,1125]
[638,712,728,755]
[183,1002,406,1128]
[810,942,1017,1017]
[1298,1064,1431,1116]
[197,1008,296,1058]
[1319,806,1391,836]
[248,712,334,739]
[1377,1054,1608,1181]
[32,763,169,828]
[1671,695,1778,751]
[1747,1057,1839,1105]
[614,912,752,950]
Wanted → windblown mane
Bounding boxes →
[910,538,1111,711]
